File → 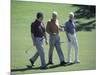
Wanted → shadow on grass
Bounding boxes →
[11,63,75,72]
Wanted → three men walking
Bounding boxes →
[29,11,79,69]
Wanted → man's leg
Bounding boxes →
[35,38,46,68]
[48,36,55,64]
[67,39,72,63]
[55,35,65,63]
[73,36,79,63]
[66,34,72,63]
[30,52,39,65]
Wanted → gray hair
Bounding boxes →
[69,12,74,17]
[52,11,58,16]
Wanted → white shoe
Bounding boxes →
[67,61,73,64]
[74,60,80,64]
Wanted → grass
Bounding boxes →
[11,1,96,74]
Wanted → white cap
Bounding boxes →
[52,11,58,16]
[69,12,74,17]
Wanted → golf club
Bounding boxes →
[25,46,33,54]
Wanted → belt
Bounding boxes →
[35,37,44,41]
[50,33,58,36]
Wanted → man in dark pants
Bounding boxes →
[29,12,48,69]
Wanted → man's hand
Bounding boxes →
[45,40,48,45]
[52,33,56,36]
[59,28,64,31]
[33,42,36,46]
[67,33,71,42]
[68,37,71,42]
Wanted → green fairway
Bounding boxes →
[11,1,96,74]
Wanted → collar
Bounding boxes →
[35,19,41,24]
[51,19,56,22]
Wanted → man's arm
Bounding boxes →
[43,32,48,45]
[58,26,64,31]
[64,22,71,42]
[64,22,67,31]
[31,23,36,46]
[42,23,48,45]
[56,20,64,31]
[66,32,71,42]
[46,21,51,34]
[31,33,36,46]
